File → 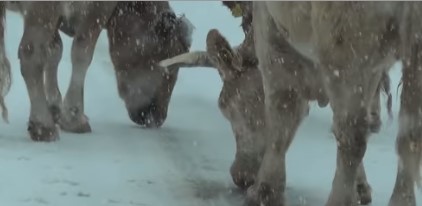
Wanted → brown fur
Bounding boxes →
[0,1,192,141]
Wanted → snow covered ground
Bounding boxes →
[0,2,420,206]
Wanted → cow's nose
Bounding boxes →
[128,103,165,128]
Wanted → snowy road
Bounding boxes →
[0,2,420,206]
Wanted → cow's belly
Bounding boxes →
[60,2,117,36]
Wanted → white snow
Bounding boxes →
[0,2,420,206]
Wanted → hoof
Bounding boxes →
[59,113,92,133]
[245,183,284,206]
[230,156,259,190]
[369,112,382,133]
[369,120,381,133]
[231,168,255,190]
[326,191,359,206]
[356,183,372,205]
[49,105,61,124]
[28,121,59,142]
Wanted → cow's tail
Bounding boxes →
[380,71,393,121]
[0,2,10,124]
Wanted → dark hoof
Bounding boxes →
[369,121,381,133]
[357,183,372,205]
[245,183,284,206]
[369,113,382,133]
[28,121,59,142]
[326,191,359,206]
[317,92,329,108]
[59,114,92,134]
[230,167,255,190]
[49,105,61,124]
[230,156,259,190]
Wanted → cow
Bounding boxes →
[0,1,193,141]
[159,2,396,205]
[247,2,421,206]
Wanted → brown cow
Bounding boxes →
[0,1,192,141]
[160,2,394,205]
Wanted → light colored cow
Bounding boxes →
[250,2,421,206]
[161,2,421,206]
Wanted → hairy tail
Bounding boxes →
[0,2,11,123]
[380,71,393,121]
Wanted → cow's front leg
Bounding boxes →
[246,88,308,206]
[59,26,102,133]
[325,88,370,206]
[19,4,60,141]
[44,30,63,124]
[321,62,383,206]
[246,2,310,205]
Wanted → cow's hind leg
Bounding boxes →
[389,44,422,206]
[19,4,60,141]
[59,20,104,133]
[44,30,63,124]
[324,78,373,206]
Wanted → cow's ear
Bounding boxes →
[206,29,242,81]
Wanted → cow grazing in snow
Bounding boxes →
[160,2,397,205]
[248,2,421,206]
[0,1,193,141]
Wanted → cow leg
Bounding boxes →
[245,89,307,206]
[321,57,387,206]
[389,43,422,206]
[324,83,371,206]
[59,25,102,133]
[19,4,60,141]
[44,30,63,124]
[356,162,372,205]
[247,2,310,205]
